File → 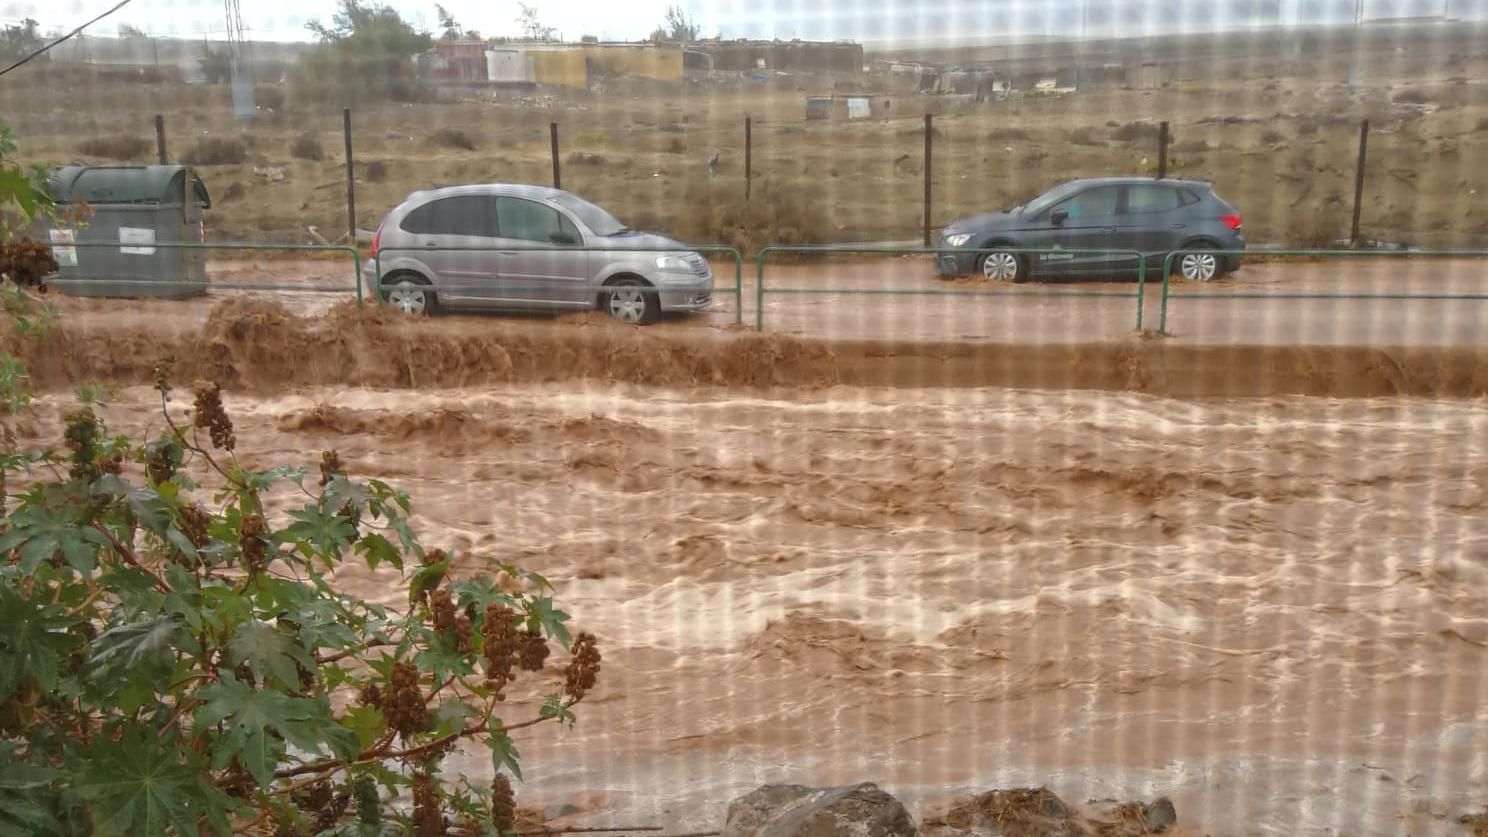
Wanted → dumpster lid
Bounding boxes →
[47,165,211,209]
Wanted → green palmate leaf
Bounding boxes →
[323,475,372,515]
[431,699,475,738]
[451,577,512,613]
[489,729,521,780]
[237,465,309,494]
[389,516,423,559]
[356,532,403,572]
[72,728,234,837]
[408,555,451,607]
[0,500,111,576]
[0,583,81,700]
[283,505,358,556]
[414,630,473,682]
[195,673,331,786]
[228,620,316,690]
[539,695,576,728]
[91,474,171,532]
[340,705,388,749]
[89,614,183,672]
[527,597,572,648]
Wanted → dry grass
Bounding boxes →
[181,136,248,166]
[1171,138,1211,153]
[364,160,387,182]
[1111,121,1161,142]
[1392,87,1431,105]
[566,152,606,166]
[1260,129,1286,145]
[428,128,476,151]
[76,135,153,161]
[1069,127,1104,146]
[254,86,286,111]
[290,132,325,162]
[665,137,687,153]
[1475,116,1488,132]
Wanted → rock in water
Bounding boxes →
[722,783,917,837]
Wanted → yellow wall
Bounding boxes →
[526,44,683,87]
[583,45,683,82]
[529,49,588,88]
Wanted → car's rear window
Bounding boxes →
[400,195,497,237]
[1125,184,1183,214]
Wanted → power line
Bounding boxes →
[0,0,139,78]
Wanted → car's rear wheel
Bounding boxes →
[601,277,660,325]
[383,274,436,316]
[1176,246,1221,282]
[978,249,1026,283]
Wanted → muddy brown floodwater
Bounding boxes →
[14,379,1487,837]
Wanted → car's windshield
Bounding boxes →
[1020,181,1087,217]
[553,194,628,236]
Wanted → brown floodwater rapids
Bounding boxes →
[12,381,1487,837]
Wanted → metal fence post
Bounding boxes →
[1351,119,1369,246]
[923,113,933,247]
[744,116,753,201]
[344,108,357,252]
[1157,121,1169,179]
[550,122,562,189]
[154,114,167,164]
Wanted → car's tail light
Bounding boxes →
[1221,214,1243,230]
[370,222,383,258]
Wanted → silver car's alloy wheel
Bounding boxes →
[1180,252,1219,282]
[387,281,429,315]
[607,287,648,323]
[981,252,1020,282]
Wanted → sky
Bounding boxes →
[2,0,1486,44]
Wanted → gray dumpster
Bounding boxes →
[44,165,211,299]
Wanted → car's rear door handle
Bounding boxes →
[498,251,520,256]
[1171,224,1186,229]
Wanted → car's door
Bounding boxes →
[1117,183,1189,275]
[397,195,501,305]
[491,197,590,307]
[1023,185,1124,276]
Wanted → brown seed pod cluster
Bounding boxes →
[0,238,59,290]
[239,512,268,569]
[62,408,101,482]
[294,779,351,833]
[564,632,601,701]
[152,359,174,398]
[319,449,344,487]
[191,382,235,452]
[178,503,211,550]
[411,772,446,837]
[358,680,382,709]
[482,605,521,696]
[490,774,516,833]
[519,628,550,673]
[381,661,428,739]
[429,589,474,653]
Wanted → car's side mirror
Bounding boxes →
[1050,209,1069,227]
[550,232,578,245]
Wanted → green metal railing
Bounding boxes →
[50,241,364,301]
[754,246,1150,332]
[373,245,744,325]
[1158,248,1488,334]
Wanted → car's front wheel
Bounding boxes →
[383,274,436,316]
[600,277,660,325]
[1175,246,1221,282]
[978,249,1027,283]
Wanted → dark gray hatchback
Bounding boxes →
[936,177,1245,283]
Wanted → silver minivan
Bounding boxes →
[363,184,713,324]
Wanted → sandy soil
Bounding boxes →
[10,380,1486,837]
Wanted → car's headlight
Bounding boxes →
[656,255,693,271]
[944,233,973,247]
